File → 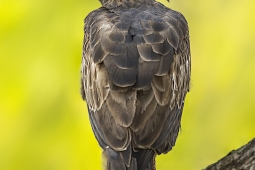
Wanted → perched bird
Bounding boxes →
[81,0,191,169]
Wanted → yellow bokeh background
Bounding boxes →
[0,0,255,169]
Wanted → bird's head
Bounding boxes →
[98,0,167,8]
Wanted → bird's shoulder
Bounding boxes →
[84,2,188,33]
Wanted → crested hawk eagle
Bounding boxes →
[81,0,191,169]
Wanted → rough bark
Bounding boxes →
[204,138,255,170]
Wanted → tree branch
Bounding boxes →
[204,138,255,170]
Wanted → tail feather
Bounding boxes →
[133,149,155,170]
[104,147,156,170]
[127,158,137,170]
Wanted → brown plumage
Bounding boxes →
[81,0,191,169]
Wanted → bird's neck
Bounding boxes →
[100,0,155,9]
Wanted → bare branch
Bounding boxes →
[204,138,255,170]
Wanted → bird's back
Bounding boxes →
[81,1,191,169]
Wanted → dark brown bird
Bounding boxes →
[81,0,191,169]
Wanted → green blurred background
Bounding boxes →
[1,0,255,169]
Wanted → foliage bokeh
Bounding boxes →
[0,0,255,169]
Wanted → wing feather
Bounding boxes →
[104,55,137,87]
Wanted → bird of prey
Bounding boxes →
[81,0,191,169]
